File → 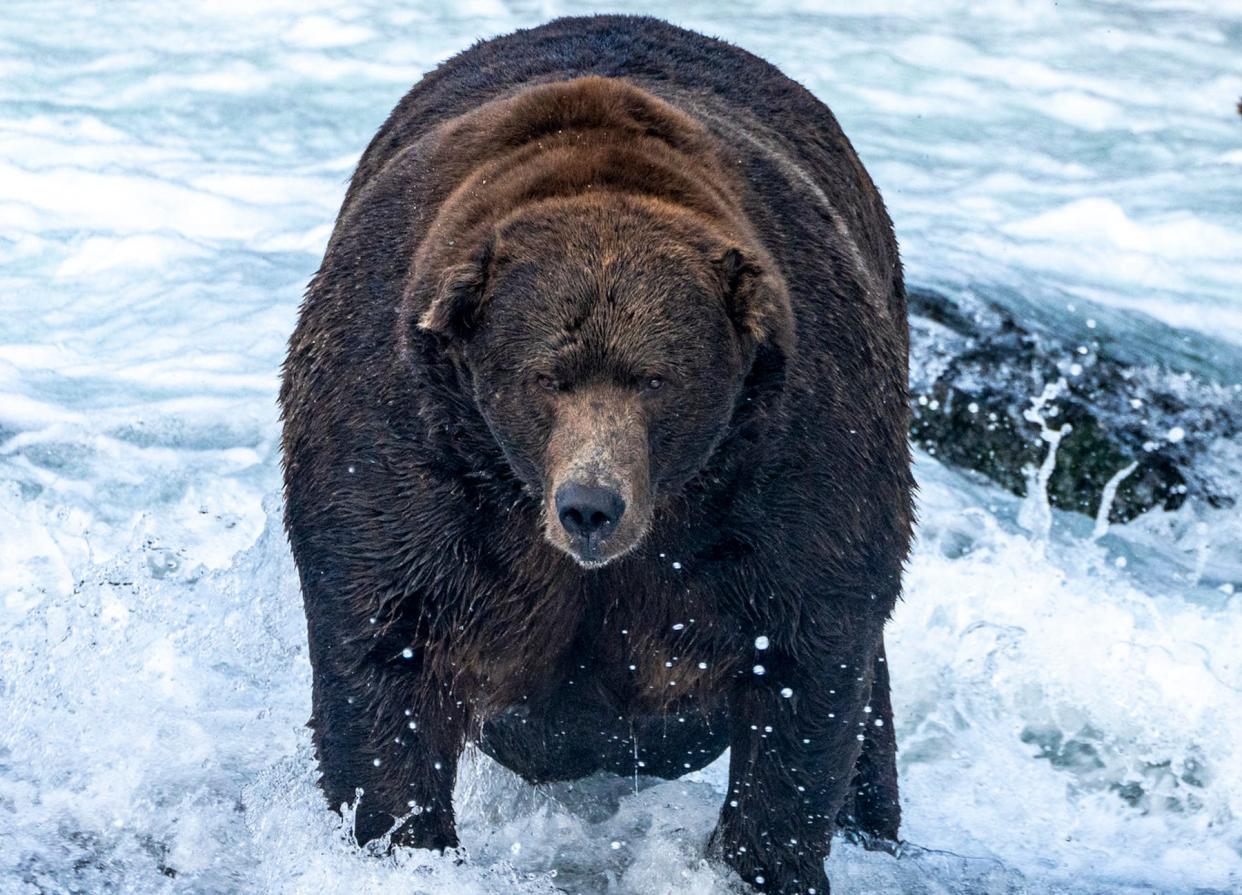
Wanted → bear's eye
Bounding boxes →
[644,375,665,392]
[536,373,562,393]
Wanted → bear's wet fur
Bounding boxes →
[281,16,913,894]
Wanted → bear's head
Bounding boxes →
[415,192,790,568]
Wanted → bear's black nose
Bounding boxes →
[556,482,625,542]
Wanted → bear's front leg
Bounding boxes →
[710,624,883,894]
[309,655,468,852]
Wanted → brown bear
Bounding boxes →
[280,15,913,895]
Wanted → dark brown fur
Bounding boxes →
[281,17,912,895]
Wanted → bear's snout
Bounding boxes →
[555,481,626,556]
[542,385,652,567]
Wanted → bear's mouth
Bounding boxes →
[555,528,640,569]
[549,532,645,569]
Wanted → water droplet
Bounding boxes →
[754,636,770,650]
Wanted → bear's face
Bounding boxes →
[418,196,784,568]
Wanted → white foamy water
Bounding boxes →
[1,3,1240,893]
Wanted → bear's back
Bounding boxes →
[353,19,890,258]
[351,16,807,190]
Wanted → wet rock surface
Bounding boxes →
[908,287,1241,522]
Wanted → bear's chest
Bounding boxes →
[466,560,749,714]
[575,584,745,713]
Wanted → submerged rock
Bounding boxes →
[908,287,1241,522]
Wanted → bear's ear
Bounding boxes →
[416,239,494,341]
[714,247,787,345]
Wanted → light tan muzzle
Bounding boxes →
[543,385,652,567]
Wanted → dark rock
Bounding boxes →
[908,286,1241,522]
